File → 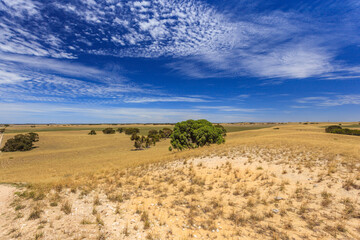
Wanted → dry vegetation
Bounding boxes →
[1,123,360,239]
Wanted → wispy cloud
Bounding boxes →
[296,95,360,107]
[123,96,210,103]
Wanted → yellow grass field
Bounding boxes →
[0,122,359,184]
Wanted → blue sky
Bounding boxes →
[0,0,360,123]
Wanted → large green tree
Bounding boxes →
[170,119,226,151]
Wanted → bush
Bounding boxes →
[1,133,39,152]
[102,128,115,134]
[170,119,226,151]
[325,125,342,133]
[0,128,5,133]
[131,134,153,150]
[88,130,96,135]
[125,128,140,135]
[148,129,158,138]
[117,128,124,133]
[159,128,173,138]
[325,125,360,136]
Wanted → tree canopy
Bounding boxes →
[170,119,226,151]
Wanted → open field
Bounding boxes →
[0,123,274,183]
[1,122,360,239]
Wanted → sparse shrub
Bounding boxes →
[88,130,96,135]
[141,211,150,229]
[131,134,152,150]
[1,133,39,152]
[28,206,42,220]
[170,119,226,150]
[117,127,124,133]
[102,128,115,134]
[61,201,72,214]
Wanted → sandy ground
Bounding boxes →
[0,184,16,237]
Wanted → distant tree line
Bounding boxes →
[88,127,142,135]
[325,125,360,136]
[1,132,39,152]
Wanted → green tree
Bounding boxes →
[170,119,226,151]
[117,127,124,133]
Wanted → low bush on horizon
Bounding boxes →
[325,125,360,136]
[170,119,226,151]
[1,132,39,152]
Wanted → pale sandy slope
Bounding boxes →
[0,185,16,238]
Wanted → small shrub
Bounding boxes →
[88,130,96,135]
[102,128,115,134]
[61,201,72,214]
[28,206,42,220]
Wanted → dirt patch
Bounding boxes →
[0,184,16,238]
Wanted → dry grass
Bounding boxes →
[1,122,359,186]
